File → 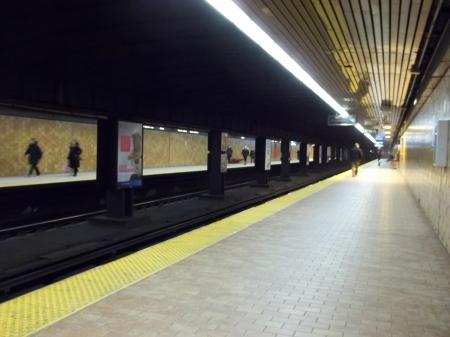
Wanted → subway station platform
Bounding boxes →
[2,162,450,337]
[0,161,290,188]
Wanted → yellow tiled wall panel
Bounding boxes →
[0,115,97,177]
[143,130,207,168]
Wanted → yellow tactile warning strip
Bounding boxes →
[0,169,351,337]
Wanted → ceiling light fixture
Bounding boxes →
[189,130,199,134]
[203,0,349,119]
[159,127,165,131]
[413,98,418,106]
[203,0,377,144]
[177,129,188,133]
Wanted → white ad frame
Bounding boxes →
[117,120,143,188]
[265,139,272,171]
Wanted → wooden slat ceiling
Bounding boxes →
[235,0,434,135]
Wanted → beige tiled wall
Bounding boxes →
[0,115,97,176]
[400,68,450,254]
[143,130,207,168]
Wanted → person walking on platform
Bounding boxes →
[25,138,42,176]
[241,146,250,165]
[350,143,363,177]
[250,149,255,163]
[226,146,233,163]
[68,140,82,176]
[377,149,382,166]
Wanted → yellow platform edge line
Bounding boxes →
[0,169,351,337]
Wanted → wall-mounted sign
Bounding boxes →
[328,114,356,126]
[265,139,272,171]
[117,121,143,188]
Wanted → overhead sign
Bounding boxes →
[117,121,143,188]
[328,114,356,126]
[265,140,272,171]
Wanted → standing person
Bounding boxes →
[350,143,363,177]
[226,146,233,163]
[241,146,250,165]
[68,140,82,176]
[250,149,255,164]
[24,138,42,176]
[377,149,382,166]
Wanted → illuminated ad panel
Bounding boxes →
[265,139,272,171]
[117,121,143,188]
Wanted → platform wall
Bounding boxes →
[400,68,450,254]
[143,130,207,168]
[0,115,97,176]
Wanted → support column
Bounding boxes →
[313,144,320,167]
[299,142,308,168]
[93,118,140,224]
[321,144,328,165]
[330,146,336,163]
[207,130,224,196]
[280,138,291,181]
[254,136,269,186]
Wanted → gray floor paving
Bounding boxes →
[33,163,450,337]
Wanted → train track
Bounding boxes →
[0,166,347,300]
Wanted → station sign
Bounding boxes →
[327,114,356,126]
[117,120,143,188]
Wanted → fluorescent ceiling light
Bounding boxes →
[355,123,365,133]
[413,98,417,106]
[159,127,165,131]
[203,0,349,119]
[202,0,381,144]
[177,129,188,133]
[240,136,246,139]
[189,130,199,134]
[364,133,376,143]
[385,135,391,139]
[143,125,154,129]
[383,125,392,129]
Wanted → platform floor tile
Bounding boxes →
[0,162,339,337]
[31,163,450,336]
[5,162,450,337]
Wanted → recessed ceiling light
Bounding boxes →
[413,98,417,106]
[261,7,271,15]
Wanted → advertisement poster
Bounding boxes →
[117,121,143,188]
[220,132,228,173]
[265,140,272,171]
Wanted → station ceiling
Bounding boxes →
[4,0,441,147]
[235,0,437,139]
